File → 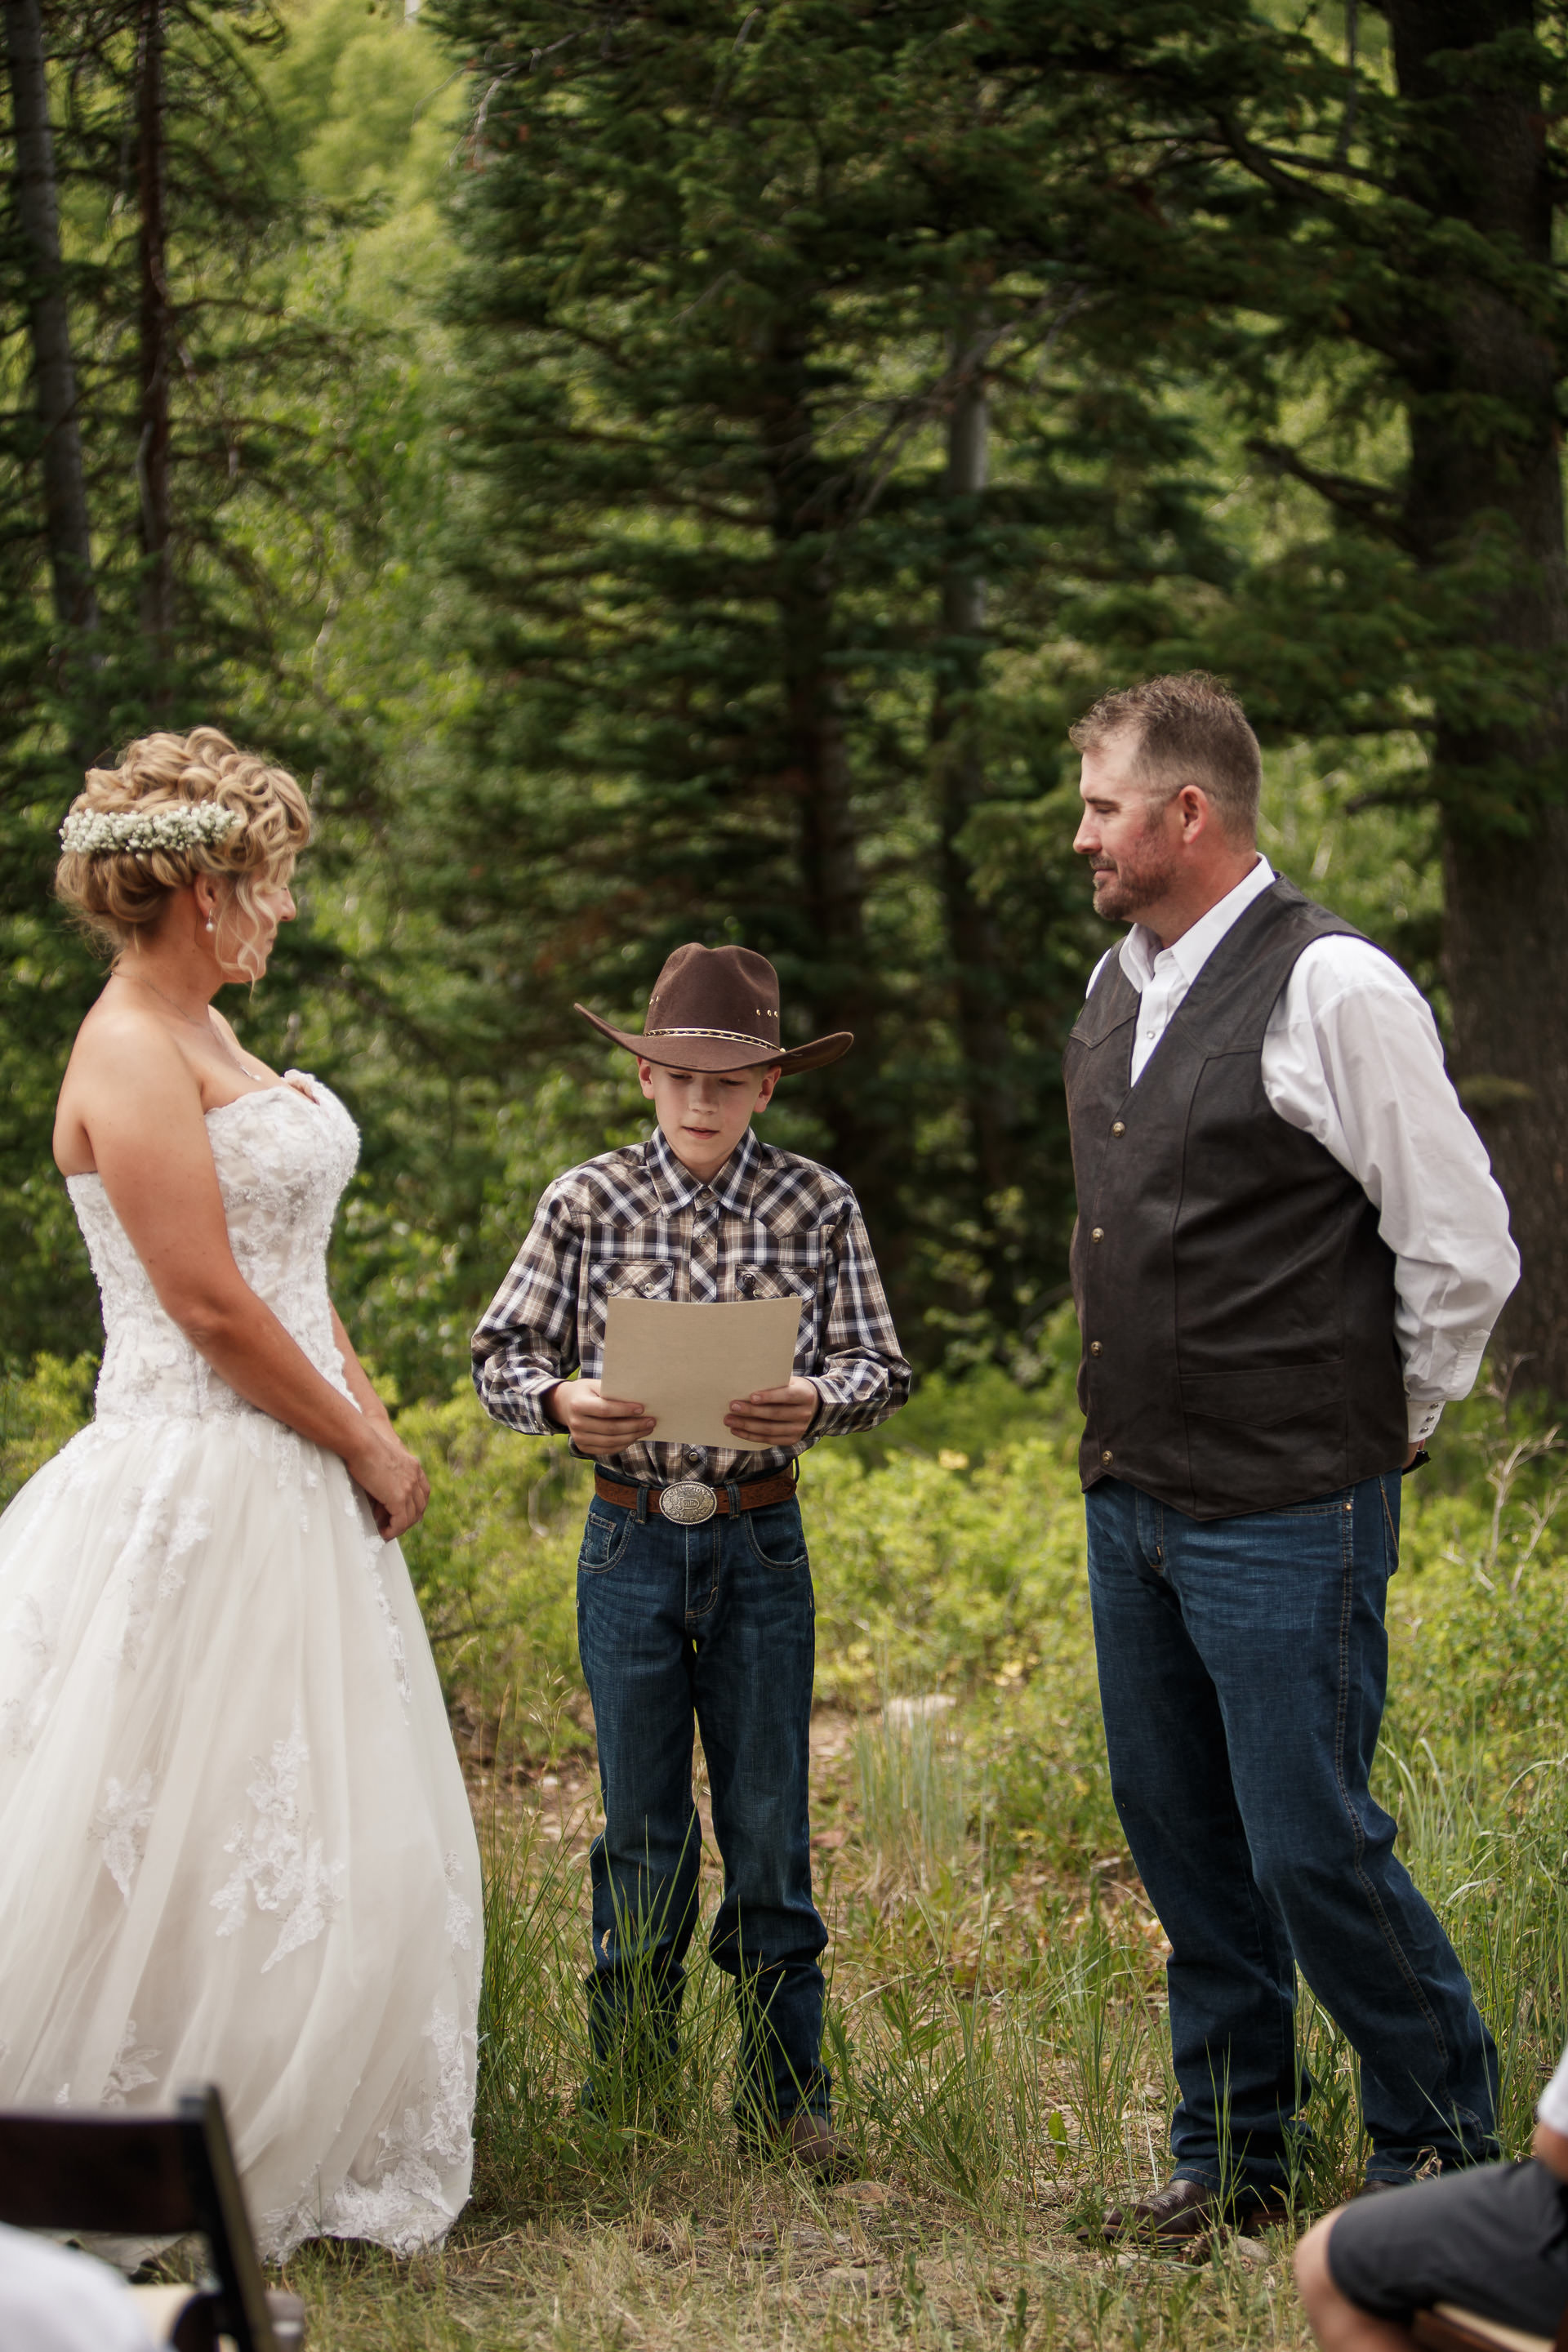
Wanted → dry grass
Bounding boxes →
[274,1701,1497,2352]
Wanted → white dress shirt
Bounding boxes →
[1538,2044,1568,2136]
[1088,857,1520,1444]
[0,2225,155,2352]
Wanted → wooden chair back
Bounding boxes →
[0,2084,278,2352]
[1414,2301,1568,2352]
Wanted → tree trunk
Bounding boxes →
[3,0,99,640]
[1383,0,1568,1392]
[930,323,1018,1313]
[135,0,174,695]
[760,322,901,1258]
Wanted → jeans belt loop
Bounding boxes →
[635,1482,648,1525]
[725,1481,742,1517]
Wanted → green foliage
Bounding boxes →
[9,0,1568,1409]
[0,1350,96,1508]
[399,0,1254,1367]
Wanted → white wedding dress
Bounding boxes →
[0,1076,482,2260]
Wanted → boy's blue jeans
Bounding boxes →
[1086,1472,1499,2197]
[575,1486,829,2129]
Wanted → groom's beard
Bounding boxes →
[1089,816,1179,923]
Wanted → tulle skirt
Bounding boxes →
[0,1408,481,2260]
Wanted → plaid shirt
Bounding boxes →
[471,1125,911,1485]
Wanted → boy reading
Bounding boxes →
[472,944,911,2174]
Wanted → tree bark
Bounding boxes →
[135,0,175,695]
[1383,0,1568,1392]
[3,0,99,640]
[930,323,1018,1312]
[760,321,901,1258]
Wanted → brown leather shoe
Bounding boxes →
[1094,2177,1290,2252]
[742,2110,858,2180]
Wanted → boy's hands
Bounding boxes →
[546,1374,818,1452]
[545,1378,655,1453]
[724,1376,819,1446]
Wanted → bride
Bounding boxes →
[0,728,481,2260]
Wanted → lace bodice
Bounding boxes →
[68,1076,359,1424]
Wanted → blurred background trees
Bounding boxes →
[3,0,1565,1401]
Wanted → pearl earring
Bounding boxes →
[206,915,215,933]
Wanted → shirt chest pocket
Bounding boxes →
[591,1258,676,1308]
[585,1258,675,1367]
[735,1262,819,1371]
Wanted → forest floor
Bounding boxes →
[13,1346,1548,2352]
[286,1704,1310,2352]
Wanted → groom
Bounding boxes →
[1064,673,1519,2244]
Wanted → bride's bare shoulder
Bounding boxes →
[65,989,190,1080]
[54,992,203,1174]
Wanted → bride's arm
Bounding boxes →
[329,1306,396,1428]
[69,1015,429,1539]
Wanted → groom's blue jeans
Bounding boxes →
[575,1487,828,2128]
[1086,1472,1498,2196]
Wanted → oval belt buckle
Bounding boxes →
[661,1479,718,1525]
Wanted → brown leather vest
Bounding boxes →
[1062,877,1408,1520]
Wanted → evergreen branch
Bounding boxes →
[1234,141,1390,192]
[1213,110,1365,214]
[1246,438,1419,551]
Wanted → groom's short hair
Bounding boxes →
[1070,673,1262,842]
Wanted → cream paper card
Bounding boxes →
[599,1294,804,1447]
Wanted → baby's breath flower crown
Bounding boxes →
[54,726,311,956]
[59,804,242,858]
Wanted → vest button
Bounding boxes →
[1101,1448,1114,1464]
[1090,1227,1104,1243]
[1089,1341,1103,1356]
[1111,1120,1125,1137]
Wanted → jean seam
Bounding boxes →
[1332,1489,1450,2068]
[1161,1540,1292,2180]
[685,1527,721,1623]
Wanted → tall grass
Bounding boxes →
[5,1346,1566,2346]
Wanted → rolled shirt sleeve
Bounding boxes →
[1263,942,1521,1443]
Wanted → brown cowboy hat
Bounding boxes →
[575,944,853,1074]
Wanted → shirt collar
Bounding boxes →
[1117,854,1275,992]
[646,1122,761,1216]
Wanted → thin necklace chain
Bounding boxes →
[118,968,212,1031]
[116,969,268,1080]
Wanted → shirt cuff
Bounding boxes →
[1406,1396,1443,1446]
[474,1364,562,1436]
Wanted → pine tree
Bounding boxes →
[416,0,1240,1359]
[1090,0,1568,1390]
[0,0,385,1364]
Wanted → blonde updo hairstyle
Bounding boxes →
[56,727,311,960]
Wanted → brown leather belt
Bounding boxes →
[594,1465,798,1525]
